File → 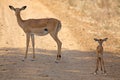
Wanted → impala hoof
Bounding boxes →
[31,58,35,61]
[93,72,97,75]
[55,59,60,63]
[31,60,35,61]
[102,72,107,75]
[22,57,27,62]
[55,60,59,63]
[22,59,25,62]
[103,73,107,75]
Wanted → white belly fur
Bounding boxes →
[31,30,48,36]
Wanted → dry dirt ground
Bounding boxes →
[0,0,120,80]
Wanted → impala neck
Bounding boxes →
[15,11,24,28]
[98,43,103,47]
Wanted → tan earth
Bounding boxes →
[0,0,120,80]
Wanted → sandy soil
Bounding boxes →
[0,0,120,80]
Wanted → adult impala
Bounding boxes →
[9,5,62,61]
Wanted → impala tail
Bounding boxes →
[57,21,62,32]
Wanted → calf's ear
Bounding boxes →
[94,38,99,41]
[103,38,108,41]
[9,5,15,11]
[20,6,27,10]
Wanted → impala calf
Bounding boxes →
[9,5,62,61]
[94,38,108,75]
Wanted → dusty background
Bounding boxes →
[0,0,120,80]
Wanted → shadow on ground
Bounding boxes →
[0,47,120,80]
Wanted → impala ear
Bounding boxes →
[20,6,27,10]
[94,38,99,41]
[9,5,15,11]
[103,38,108,41]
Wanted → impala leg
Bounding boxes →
[101,57,107,74]
[31,34,35,59]
[94,57,99,75]
[50,33,62,60]
[99,57,103,71]
[25,34,30,59]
